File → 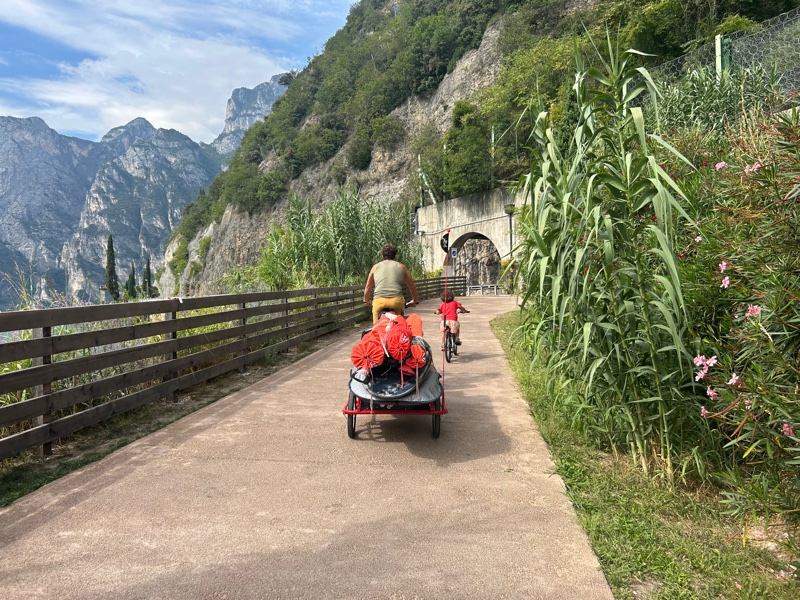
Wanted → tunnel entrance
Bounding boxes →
[448,234,501,288]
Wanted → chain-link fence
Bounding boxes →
[649,6,800,96]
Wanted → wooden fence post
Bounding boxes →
[163,309,179,402]
[32,326,52,457]
[239,302,247,372]
[281,296,289,352]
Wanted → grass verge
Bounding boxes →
[490,310,798,600]
[0,321,367,507]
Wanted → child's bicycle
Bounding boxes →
[443,324,458,363]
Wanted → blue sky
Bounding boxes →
[0,1,353,143]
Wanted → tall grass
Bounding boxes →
[653,65,782,135]
[516,32,697,479]
[257,188,422,290]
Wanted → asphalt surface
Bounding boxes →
[0,296,614,600]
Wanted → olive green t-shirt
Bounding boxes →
[373,260,404,298]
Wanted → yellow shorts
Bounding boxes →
[372,296,405,323]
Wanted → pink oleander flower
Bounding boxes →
[783,423,795,437]
[744,397,752,410]
[695,367,708,381]
[706,356,718,367]
[728,373,739,386]
[706,387,718,400]
[721,276,730,289]
[701,406,709,417]
[744,162,762,175]
[715,161,727,170]
[695,235,702,242]
[719,261,727,273]
[694,355,707,366]
[745,305,761,318]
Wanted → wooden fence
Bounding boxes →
[0,276,465,460]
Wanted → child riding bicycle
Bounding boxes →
[434,289,469,351]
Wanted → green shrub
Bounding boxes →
[371,115,406,150]
[346,124,374,170]
[168,238,189,281]
[651,65,782,134]
[198,237,212,263]
[669,108,800,524]
[516,33,694,477]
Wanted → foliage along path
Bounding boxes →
[0,296,612,599]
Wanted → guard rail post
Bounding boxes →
[32,326,52,457]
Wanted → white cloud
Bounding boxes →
[0,0,352,141]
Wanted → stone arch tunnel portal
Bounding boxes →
[446,232,502,288]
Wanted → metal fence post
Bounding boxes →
[32,326,52,457]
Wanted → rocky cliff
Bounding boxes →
[210,74,286,156]
[61,119,224,303]
[0,117,102,307]
[162,20,503,297]
[0,79,286,308]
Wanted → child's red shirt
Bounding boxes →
[438,300,464,321]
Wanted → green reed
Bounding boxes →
[516,32,698,480]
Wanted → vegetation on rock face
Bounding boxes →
[169,1,799,258]
[174,0,516,246]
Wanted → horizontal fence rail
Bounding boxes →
[412,276,466,300]
[0,277,463,460]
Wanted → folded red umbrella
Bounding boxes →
[406,313,423,337]
[351,337,385,369]
[404,343,427,369]
[385,324,412,360]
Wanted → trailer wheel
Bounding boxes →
[347,392,357,439]
[432,398,441,438]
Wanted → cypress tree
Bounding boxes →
[126,262,137,299]
[105,235,120,302]
[142,257,153,298]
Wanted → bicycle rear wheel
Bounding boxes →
[445,330,453,362]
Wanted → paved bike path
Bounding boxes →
[0,296,613,599]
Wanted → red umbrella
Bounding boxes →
[385,324,411,360]
[351,337,385,369]
[404,343,427,369]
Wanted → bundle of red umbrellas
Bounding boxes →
[350,313,427,373]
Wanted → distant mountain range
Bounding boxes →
[0,74,286,309]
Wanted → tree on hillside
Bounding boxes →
[105,235,120,302]
[125,262,137,299]
[442,101,492,198]
[142,256,157,298]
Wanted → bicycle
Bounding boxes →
[444,324,458,363]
